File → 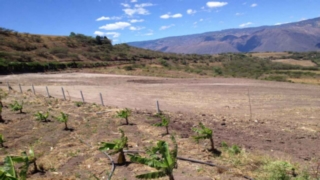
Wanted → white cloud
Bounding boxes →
[144,32,153,36]
[99,22,131,30]
[160,24,175,30]
[121,3,130,8]
[130,19,144,23]
[187,9,197,15]
[135,3,154,8]
[93,31,120,38]
[160,14,170,19]
[251,3,257,7]
[172,13,182,18]
[199,18,204,21]
[94,31,105,36]
[129,26,145,31]
[130,0,137,2]
[239,22,253,28]
[106,32,120,38]
[235,13,244,16]
[206,1,228,8]
[160,13,182,19]
[123,7,149,16]
[96,16,121,21]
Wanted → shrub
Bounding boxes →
[123,65,134,71]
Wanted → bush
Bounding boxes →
[264,75,289,82]
[124,65,134,71]
[50,47,68,56]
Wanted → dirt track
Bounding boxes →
[1,73,320,162]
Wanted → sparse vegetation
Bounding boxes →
[0,134,4,148]
[74,101,84,107]
[116,108,131,125]
[128,135,178,180]
[56,112,70,130]
[0,99,3,122]
[0,149,38,180]
[34,111,49,122]
[192,122,217,153]
[99,129,128,165]
[9,100,23,113]
[153,115,170,135]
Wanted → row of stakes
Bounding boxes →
[5,82,161,113]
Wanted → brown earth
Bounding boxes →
[272,59,317,67]
[0,73,320,179]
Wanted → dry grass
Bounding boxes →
[251,52,289,58]
[272,59,317,67]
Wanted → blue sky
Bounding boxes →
[1,0,320,43]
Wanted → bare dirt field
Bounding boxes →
[272,59,317,67]
[0,72,320,179]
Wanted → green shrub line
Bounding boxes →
[0,60,109,74]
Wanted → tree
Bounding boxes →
[116,108,131,125]
[69,32,76,37]
[99,129,128,165]
[96,35,102,45]
[192,122,216,152]
[56,112,70,130]
[128,135,178,180]
[153,115,170,135]
[9,101,23,114]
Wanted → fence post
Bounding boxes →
[32,84,35,95]
[7,82,10,91]
[80,91,85,103]
[156,100,160,114]
[19,84,22,93]
[100,93,104,106]
[46,86,50,98]
[61,87,66,100]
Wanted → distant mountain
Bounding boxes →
[128,17,320,54]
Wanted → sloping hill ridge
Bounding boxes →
[128,17,320,54]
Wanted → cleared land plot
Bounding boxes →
[1,73,320,179]
[251,52,289,58]
[272,59,317,67]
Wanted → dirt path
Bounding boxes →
[1,72,320,163]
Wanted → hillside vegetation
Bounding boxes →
[1,27,320,84]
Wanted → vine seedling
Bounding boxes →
[192,122,220,154]
[0,99,3,123]
[128,135,178,180]
[56,112,71,131]
[116,108,131,125]
[9,101,23,113]
[99,129,128,165]
[0,134,4,148]
[153,115,170,135]
[34,111,49,122]
[0,149,40,180]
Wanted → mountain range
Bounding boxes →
[128,17,320,54]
